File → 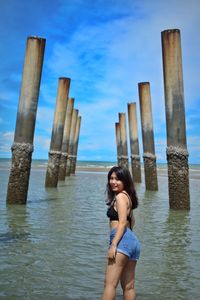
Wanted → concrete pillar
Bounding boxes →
[45,77,70,187]
[71,116,81,174]
[138,82,158,190]
[115,122,122,166]
[6,36,45,204]
[58,97,74,180]
[127,102,142,183]
[161,29,190,209]
[119,113,129,169]
[66,109,78,176]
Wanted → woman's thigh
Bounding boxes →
[120,260,137,290]
[104,252,129,287]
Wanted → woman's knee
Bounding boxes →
[121,280,135,292]
[104,278,118,289]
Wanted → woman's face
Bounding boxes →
[109,172,124,193]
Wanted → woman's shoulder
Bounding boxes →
[115,191,130,202]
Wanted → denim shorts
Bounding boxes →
[109,228,140,261]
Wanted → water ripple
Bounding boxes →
[0,170,200,299]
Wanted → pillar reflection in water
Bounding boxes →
[160,210,191,297]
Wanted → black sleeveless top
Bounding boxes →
[107,192,132,224]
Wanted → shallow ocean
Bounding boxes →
[0,159,200,299]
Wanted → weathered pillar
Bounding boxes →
[119,113,129,169]
[115,122,122,166]
[45,77,70,187]
[138,82,158,190]
[161,29,190,209]
[127,102,142,182]
[66,109,78,176]
[6,36,45,204]
[58,97,74,180]
[71,116,81,174]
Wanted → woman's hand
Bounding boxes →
[107,244,117,260]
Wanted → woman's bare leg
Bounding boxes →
[102,252,128,300]
[120,260,137,300]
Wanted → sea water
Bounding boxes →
[0,159,200,299]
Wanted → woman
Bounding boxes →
[102,166,140,300]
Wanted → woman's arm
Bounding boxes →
[107,193,128,259]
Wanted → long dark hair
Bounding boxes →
[106,166,138,209]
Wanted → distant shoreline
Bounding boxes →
[75,166,200,180]
[0,158,199,179]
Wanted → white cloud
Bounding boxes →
[48,0,199,126]
[0,91,18,103]
[1,0,200,162]
[187,136,200,151]
[35,106,54,135]
[0,131,14,154]
[34,135,51,151]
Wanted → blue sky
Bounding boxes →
[0,0,199,163]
